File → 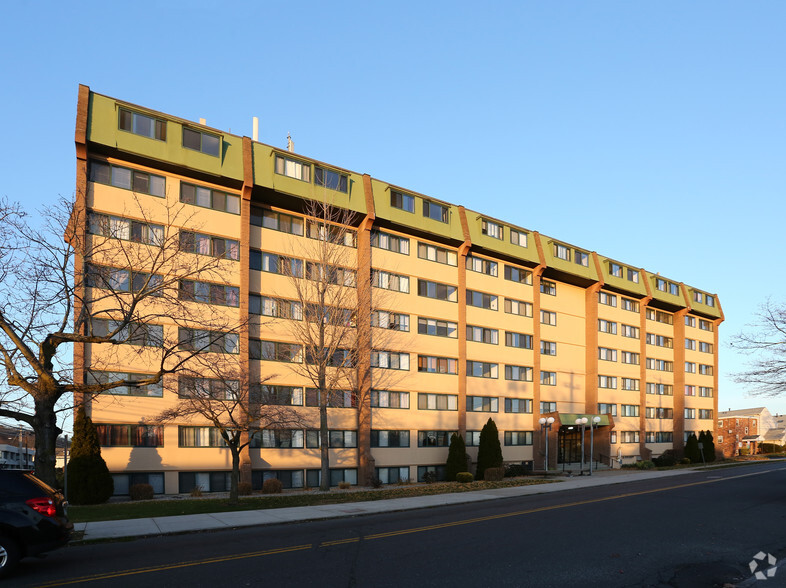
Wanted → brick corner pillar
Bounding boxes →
[672,308,688,457]
[584,281,603,416]
[239,136,254,485]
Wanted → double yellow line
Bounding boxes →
[36,467,782,586]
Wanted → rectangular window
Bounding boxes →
[504,265,532,285]
[89,160,166,198]
[505,331,533,349]
[646,383,673,396]
[181,231,240,260]
[645,432,673,443]
[252,385,304,406]
[88,213,164,246]
[314,166,348,193]
[466,255,498,276]
[371,229,410,255]
[645,407,674,420]
[685,362,696,373]
[92,319,164,348]
[685,385,696,396]
[417,317,457,338]
[371,311,410,332]
[598,347,617,362]
[467,325,499,345]
[97,424,164,447]
[646,309,673,325]
[87,371,163,397]
[182,127,220,157]
[540,401,557,413]
[467,396,499,412]
[250,295,302,320]
[609,263,623,278]
[540,280,557,296]
[179,377,239,401]
[699,409,714,419]
[598,292,617,307]
[705,295,715,307]
[464,431,481,447]
[306,262,356,287]
[417,355,458,374]
[253,429,305,449]
[621,431,640,443]
[467,361,498,379]
[621,378,640,391]
[372,270,409,293]
[179,328,239,354]
[417,394,458,411]
[305,389,357,409]
[417,242,457,266]
[391,190,415,213]
[575,251,589,267]
[481,219,503,239]
[699,364,714,376]
[541,310,557,326]
[621,297,640,312]
[685,316,696,327]
[274,154,311,182]
[510,229,527,247]
[621,351,640,365]
[598,375,617,389]
[685,338,696,350]
[684,408,696,419]
[597,403,617,416]
[699,342,713,353]
[370,390,410,409]
[554,243,570,261]
[179,280,239,308]
[306,220,357,247]
[86,266,164,296]
[540,341,557,356]
[370,430,410,448]
[418,279,458,302]
[417,431,452,447]
[250,251,302,276]
[646,334,673,348]
[699,319,713,331]
[541,371,556,386]
[621,324,640,339]
[505,398,533,413]
[598,319,617,334]
[251,207,305,235]
[504,298,533,317]
[370,351,410,370]
[645,358,673,372]
[118,108,166,141]
[699,387,713,397]
[504,431,533,446]
[621,404,639,417]
[422,200,449,222]
[466,290,498,310]
[628,269,639,283]
[505,365,533,382]
[249,339,302,362]
[180,182,240,214]
[178,426,227,448]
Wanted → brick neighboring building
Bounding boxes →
[716,407,773,457]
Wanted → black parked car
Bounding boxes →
[0,470,73,578]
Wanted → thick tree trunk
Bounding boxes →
[229,446,240,504]
[32,398,62,488]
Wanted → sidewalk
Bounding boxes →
[74,467,713,542]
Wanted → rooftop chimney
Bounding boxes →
[287,133,294,153]
[252,117,259,142]
[199,118,206,125]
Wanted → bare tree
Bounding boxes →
[152,356,303,503]
[732,298,786,397]
[0,193,236,486]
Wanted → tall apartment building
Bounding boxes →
[74,86,723,494]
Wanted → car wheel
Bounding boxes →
[0,535,21,578]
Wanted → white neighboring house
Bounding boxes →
[0,429,35,470]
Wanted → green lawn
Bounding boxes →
[69,478,555,523]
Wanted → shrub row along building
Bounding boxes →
[73,85,722,495]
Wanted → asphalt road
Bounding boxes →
[10,462,786,588]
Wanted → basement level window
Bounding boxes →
[118,108,167,141]
[183,127,220,157]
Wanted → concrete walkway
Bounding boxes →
[74,467,720,541]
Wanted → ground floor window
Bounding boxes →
[252,470,304,489]
[179,471,231,493]
[112,472,164,496]
[417,465,446,482]
[375,466,410,484]
[306,468,357,488]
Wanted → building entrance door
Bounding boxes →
[558,428,582,464]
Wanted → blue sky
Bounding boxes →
[2,1,785,420]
